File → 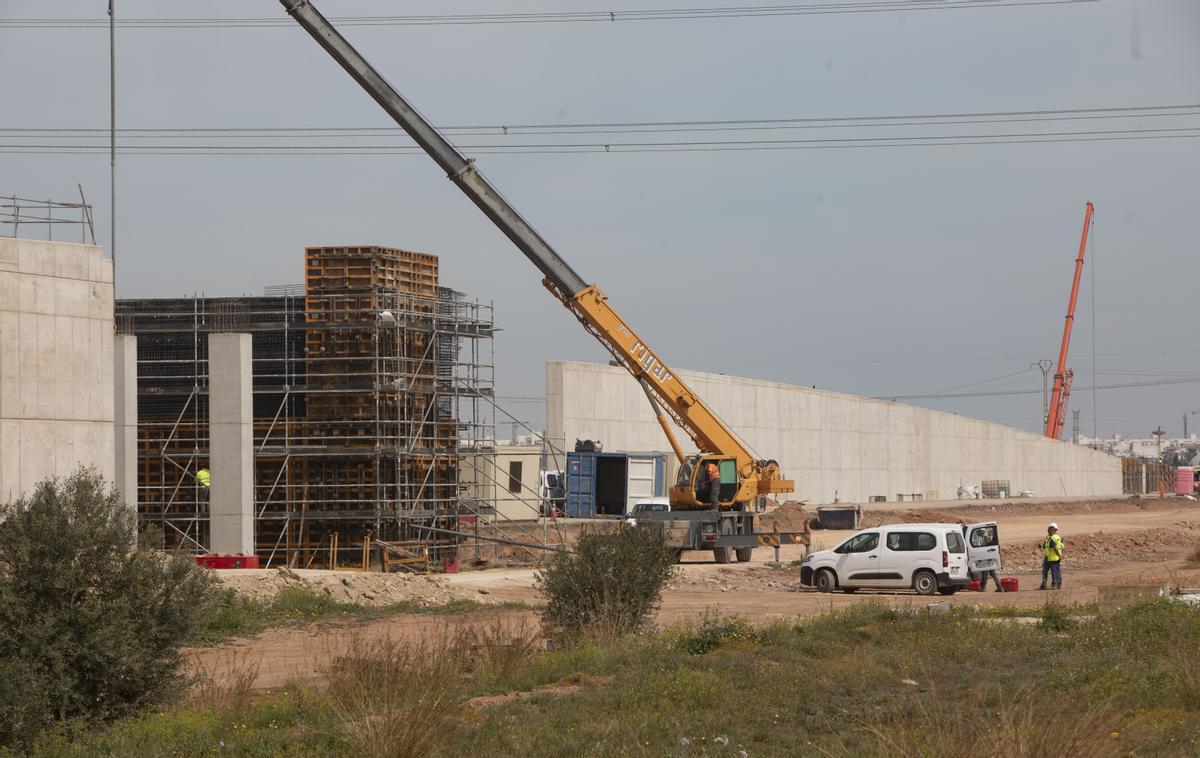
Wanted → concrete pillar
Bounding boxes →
[113,334,138,519]
[208,333,254,555]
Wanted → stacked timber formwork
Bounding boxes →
[116,245,497,569]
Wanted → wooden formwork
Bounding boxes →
[1122,457,1145,494]
[1145,463,1174,494]
[304,245,438,300]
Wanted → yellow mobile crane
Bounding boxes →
[280,0,797,561]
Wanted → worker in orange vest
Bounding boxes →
[705,461,721,508]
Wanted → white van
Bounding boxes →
[800,523,972,595]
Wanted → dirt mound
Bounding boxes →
[861,498,1175,527]
[759,501,812,532]
[215,567,487,607]
[1000,526,1200,572]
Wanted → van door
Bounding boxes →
[836,531,882,587]
[966,522,1002,574]
[881,530,937,588]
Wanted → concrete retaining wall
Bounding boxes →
[0,237,114,500]
[546,361,1121,504]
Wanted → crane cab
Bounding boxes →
[669,454,744,510]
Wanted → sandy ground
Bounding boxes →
[191,496,1200,690]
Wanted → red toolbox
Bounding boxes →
[1000,577,1019,592]
[967,579,981,591]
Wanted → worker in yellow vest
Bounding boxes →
[1038,522,1064,590]
[197,468,211,489]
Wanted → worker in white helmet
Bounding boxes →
[1038,522,1064,590]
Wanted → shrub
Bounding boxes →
[0,468,218,747]
[535,525,677,642]
[1039,601,1076,632]
[676,611,759,656]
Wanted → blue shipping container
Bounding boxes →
[565,452,666,518]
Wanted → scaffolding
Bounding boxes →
[116,245,499,569]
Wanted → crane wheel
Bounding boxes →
[714,547,732,564]
[735,547,753,563]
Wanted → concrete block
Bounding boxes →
[114,334,138,513]
[0,271,17,311]
[0,240,18,272]
[0,238,114,502]
[0,420,19,500]
[208,332,254,555]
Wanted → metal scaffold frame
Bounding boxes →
[116,277,503,569]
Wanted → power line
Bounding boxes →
[0,0,1100,30]
[4,126,1198,156]
[884,375,1200,401]
[6,104,1198,137]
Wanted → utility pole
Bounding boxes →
[1030,360,1053,427]
[108,0,117,274]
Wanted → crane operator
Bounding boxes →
[705,460,721,508]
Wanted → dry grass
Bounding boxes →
[324,632,465,758]
[183,650,261,715]
[321,619,541,758]
[460,617,542,683]
[861,683,1121,757]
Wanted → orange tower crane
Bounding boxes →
[1044,202,1094,439]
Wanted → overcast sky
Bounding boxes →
[3,0,1198,441]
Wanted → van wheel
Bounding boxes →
[815,568,836,593]
[913,570,938,596]
[714,547,731,564]
[674,550,684,564]
[841,587,858,594]
[938,587,959,596]
[735,547,753,563]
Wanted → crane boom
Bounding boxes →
[279,0,793,506]
[1044,201,1093,440]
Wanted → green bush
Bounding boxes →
[535,525,676,641]
[678,613,758,656]
[0,468,219,747]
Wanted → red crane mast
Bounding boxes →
[1044,202,1094,439]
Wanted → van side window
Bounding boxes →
[946,532,966,553]
[886,532,936,551]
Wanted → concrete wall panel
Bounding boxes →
[0,237,113,502]
[546,361,1121,504]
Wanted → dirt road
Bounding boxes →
[192,497,1200,690]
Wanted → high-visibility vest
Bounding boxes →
[1042,533,1063,561]
[705,463,720,483]
[197,468,211,488]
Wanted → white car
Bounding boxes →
[625,497,670,526]
[800,523,973,595]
